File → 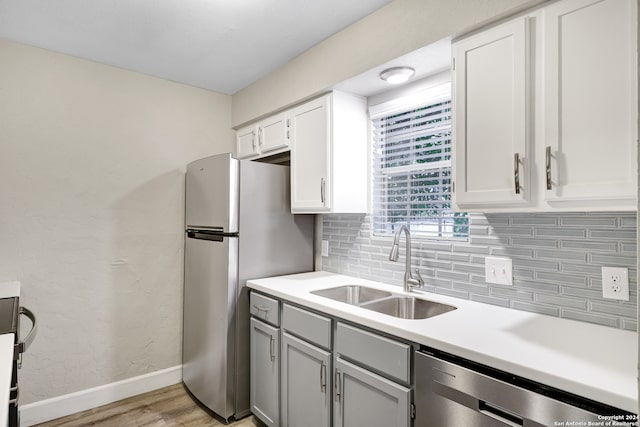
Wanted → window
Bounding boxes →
[371,82,468,239]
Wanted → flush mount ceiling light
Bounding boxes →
[379,66,415,84]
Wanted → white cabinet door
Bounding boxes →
[259,112,289,154]
[290,95,331,212]
[250,318,280,427]
[237,124,258,159]
[281,332,331,427]
[333,357,410,427]
[542,0,637,207]
[453,17,530,207]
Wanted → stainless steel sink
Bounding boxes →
[311,285,456,320]
[361,296,456,320]
[311,285,392,305]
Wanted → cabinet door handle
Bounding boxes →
[258,127,263,146]
[320,362,327,392]
[545,146,552,190]
[269,336,276,362]
[334,368,341,401]
[320,178,326,205]
[253,304,271,312]
[251,131,256,150]
[513,152,520,195]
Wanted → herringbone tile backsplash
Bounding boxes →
[322,212,637,331]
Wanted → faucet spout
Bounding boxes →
[388,225,423,292]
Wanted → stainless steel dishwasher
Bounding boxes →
[415,348,636,426]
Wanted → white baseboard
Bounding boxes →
[19,365,182,426]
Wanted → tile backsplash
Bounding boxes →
[322,212,637,331]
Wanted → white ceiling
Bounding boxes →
[0,0,393,95]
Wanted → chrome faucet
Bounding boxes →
[388,225,424,293]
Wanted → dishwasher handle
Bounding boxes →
[433,380,525,427]
[479,401,523,426]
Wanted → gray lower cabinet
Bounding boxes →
[250,317,280,427]
[281,332,331,427]
[333,357,411,427]
[249,295,412,427]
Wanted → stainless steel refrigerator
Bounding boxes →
[182,153,314,421]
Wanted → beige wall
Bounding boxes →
[0,39,232,403]
[232,0,543,127]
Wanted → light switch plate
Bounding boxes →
[485,257,513,286]
[601,267,629,301]
[321,240,329,257]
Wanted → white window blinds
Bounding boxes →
[371,84,468,239]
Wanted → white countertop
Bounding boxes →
[0,282,20,300]
[247,271,638,413]
[0,335,12,427]
[0,281,20,427]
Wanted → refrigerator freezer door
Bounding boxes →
[186,153,239,232]
[183,234,238,420]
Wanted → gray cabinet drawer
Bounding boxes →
[250,292,280,326]
[335,322,410,384]
[282,304,332,350]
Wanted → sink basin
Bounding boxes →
[311,285,456,320]
[361,296,456,320]
[311,285,392,305]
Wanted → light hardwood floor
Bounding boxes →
[34,384,264,427]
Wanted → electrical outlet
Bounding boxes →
[601,267,629,301]
[485,257,513,286]
[321,240,329,257]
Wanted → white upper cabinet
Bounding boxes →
[290,91,367,214]
[236,124,258,159]
[235,91,367,214]
[289,96,330,212]
[259,112,289,154]
[542,0,637,209]
[452,0,637,212]
[236,111,289,160]
[453,17,530,207]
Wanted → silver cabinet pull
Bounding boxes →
[545,146,552,190]
[320,178,326,205]
[253,304,270,312]
[334,368,341,401]
[251,131,256,150]
[269,336,275,362]
[513,152,520,195]
[320,362,327,392]
[258,127,263,146]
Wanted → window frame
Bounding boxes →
[369,80,468,241]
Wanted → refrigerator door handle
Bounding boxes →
[187,229,238,241]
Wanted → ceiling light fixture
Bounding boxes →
[379,66,415,84]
